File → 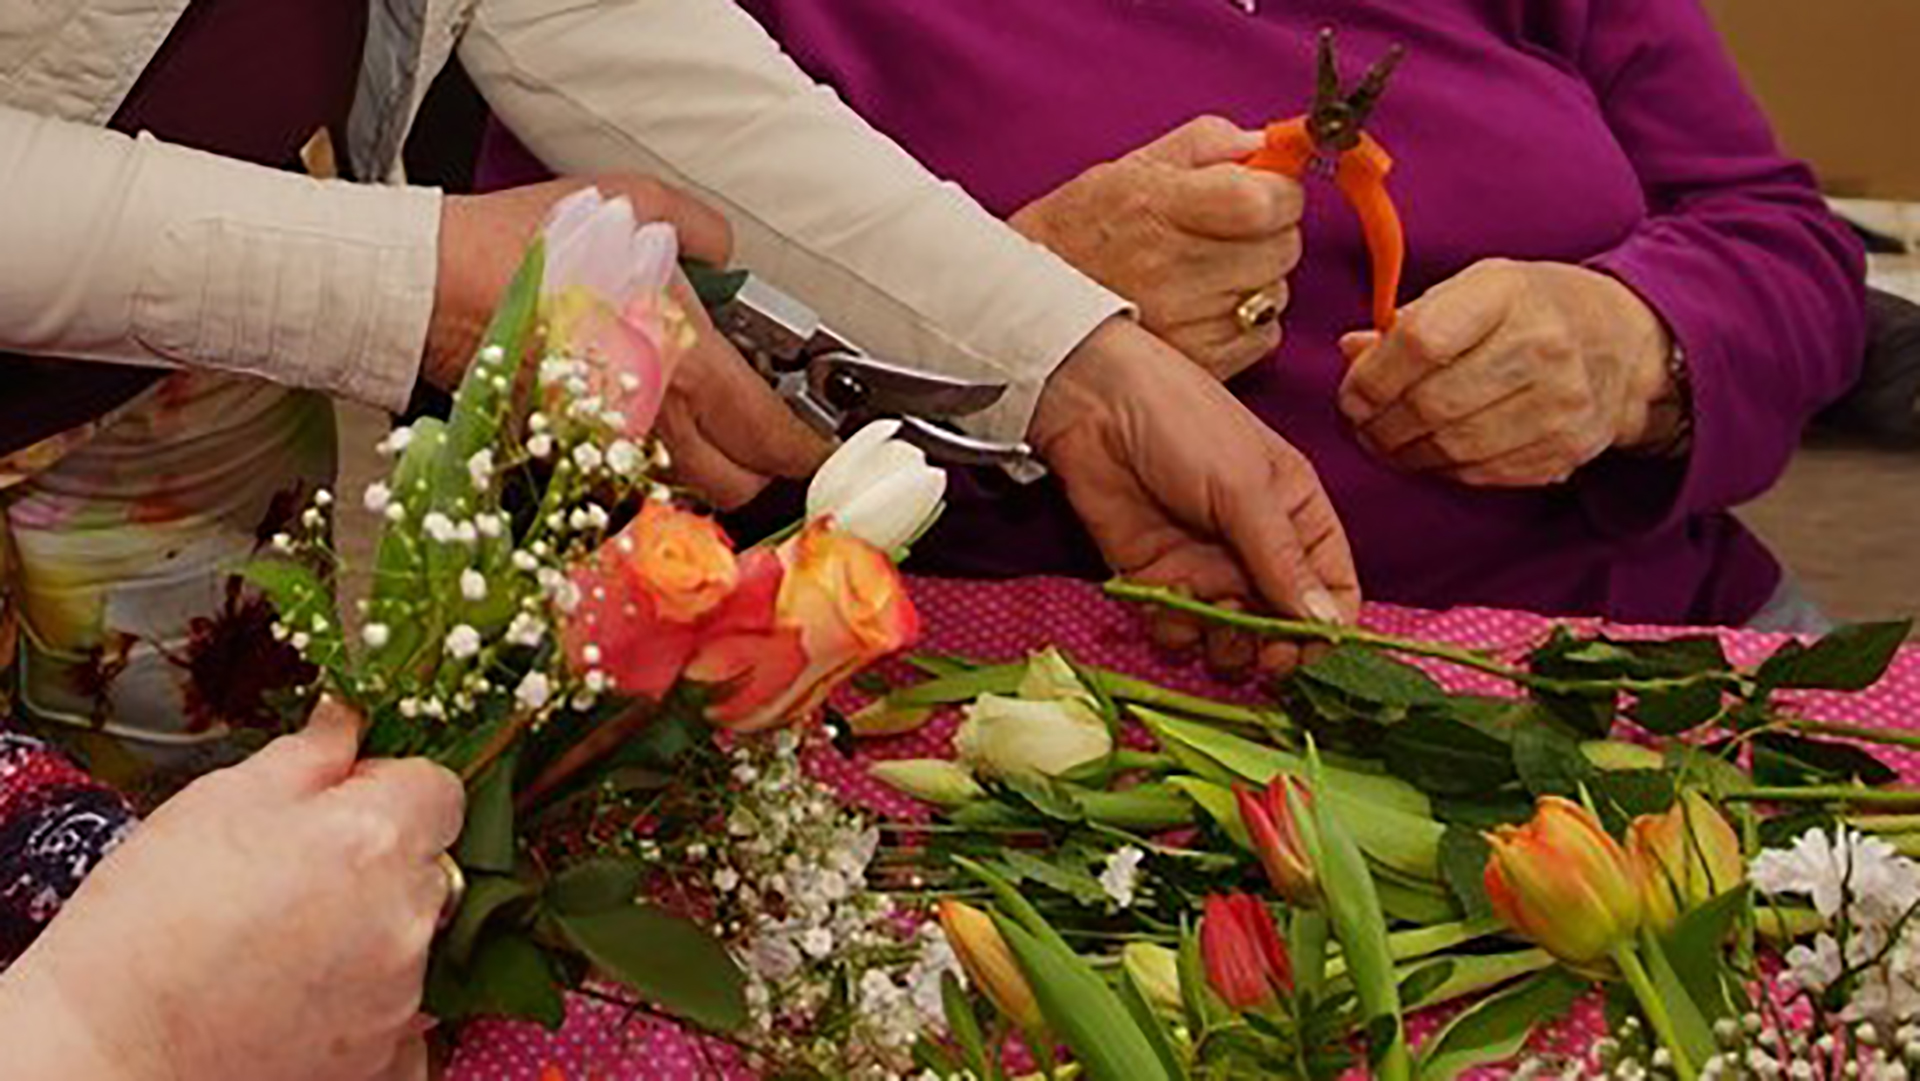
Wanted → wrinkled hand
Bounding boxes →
[432,175,828,509]
[1,699,464,1081]
[1338,260,1676,487]
[1011,117,1305,381]
[1032,318,1360,673]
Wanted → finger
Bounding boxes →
[1133,115,1266,168]
[1256,639,1305,674]
[1215,458,1347,627]
[339,758,468,859]
[1445,430,1599,488]
[1359,352,1535,455]
[1338,331,1380,363]
[375,1034,432,1081]
[1149,610,1204,653]
[656,398,771,509]
[1388,388,1576,472]
[676,300,833,479]
[239,695,364,793]
[588,174,733,266]
[1202,599,1258,676]
[1339,268,1514,423]
[1161,165,1304,240]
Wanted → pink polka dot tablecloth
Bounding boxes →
[449,576,1920,1080]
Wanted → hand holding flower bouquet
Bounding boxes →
[245,188,936,1038]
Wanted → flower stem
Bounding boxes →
[1611,944,1698,1081]
[1789,718,1920,751]
[1725,787,1920,808]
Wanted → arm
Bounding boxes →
[0,105,439,412]
[459,0,1130,444]
[1576,0,1867,533]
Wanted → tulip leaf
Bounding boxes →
[907,652,986,677]
[1758,620,1912,691]
[1591,769,1677,835]
[1632,929,1718,1069]
[954,857,1075,956]
[940,970,999,1081]
[1629,681,1726,735]
[1075,784,1198,831]
[992,914,1173,1081]
[1751,732,1899,788]
[1299,645,1449,708]
[1374,865,1466,926]
[445,874,538,967]
[546,857,646,916]
[889,663,1026,708]
[1438,826,1496,920]
[457,752,519,874]
[1136,709,1432,818]
[1167,776,1253,849]
[1396,960,1456,1008]
[1116,963,1190,1080]
[997,773,1087,823]
[552,903,747,1032]
[1414,968,1588,1081]
[1380,715,1517,797]
[994,849,1110,908]
[1660,885,1752,1023]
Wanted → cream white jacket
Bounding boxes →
[0,0,1126,440]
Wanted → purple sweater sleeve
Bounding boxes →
[1567,0,1865,535]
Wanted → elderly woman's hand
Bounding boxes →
[1011,117,1305,381]
[0,699,465,1081]
[1337,260,1682,487]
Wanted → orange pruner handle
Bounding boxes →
[1244,118,1405,332]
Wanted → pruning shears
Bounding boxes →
[683,261,1034,470]
[1244,28,1407,331]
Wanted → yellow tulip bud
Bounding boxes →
[936,900,1046,1034]
[1121,942,1184,1016]
[1484,796,1642,965]
[1626,790,1745,932]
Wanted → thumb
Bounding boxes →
[240,695,364,792]
[1134,116,1266,168]
[1338,331,1381,363]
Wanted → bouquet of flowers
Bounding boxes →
[246,187,943,1044]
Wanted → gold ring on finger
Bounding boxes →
[1235,287,1284,334]
[435,852,467,927]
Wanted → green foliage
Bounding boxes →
[551,903,748,1032]
[1415,968,1588,1080]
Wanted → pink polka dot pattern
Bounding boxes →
[451,577,1920,1080]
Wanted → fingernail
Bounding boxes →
[1303,588,1345,626]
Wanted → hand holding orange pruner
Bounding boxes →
[1244,28,1406,331]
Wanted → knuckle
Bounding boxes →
[1186,114,1240,142]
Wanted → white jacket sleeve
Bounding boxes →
[0,105,440,411]
[460,0,1129,443]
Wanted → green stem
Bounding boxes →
[1611,944,1698,1081]
[1791,718,1920,751]
[1846,815,1920,832]
[1103,580,1745,698]
[1091,669,1293,734]
[1725,787,1920,808]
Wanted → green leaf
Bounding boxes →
[1630,682,1725,736]
[1075,783,1199,831]
[1299,646,1449,709]
[889,663,1026,708]
[1379,715,1517,797]
[1438,827,1496,920]
[1167,776,1252,849]
[1611,636,1732,678]
[445,874,538,967]
[997,773,1087,823]
[547,857,647,916]
[1512,717,1595,800]
[1177,928,1233,1033]
[941,970,998,1081]
[1758,620,1912,691]
[681,258,753,308]
[992,915,1173,1081]
[457,753,519,874]
[1117,962,1189,1080]
[907,653,984,677]
[1397,960,1456,1008]
[1591,769,1677,835]
[466,932,566,1029]
[1374,866,1465,926]
[1752,732,1899,788]
[363,416,448,675]
[553,903,747,1032]
[1661,885,1751,1024]
[1415,968,1588,1081]
[1633,929,1718,1068]
[996,850,1110,907]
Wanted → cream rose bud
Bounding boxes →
[1019,647,1096,702]
[806,420,946,553]
[868,759,986,808]
[955,693,1112,780]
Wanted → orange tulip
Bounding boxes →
[1200,893,1293,1011]
[1626,790,1745,932]
[1235,777,1319,905]
[937,900,1045,1033]
[1483,796,1642,965]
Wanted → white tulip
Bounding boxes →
[868,759,986,808]
[807,420,946,552]
[954,693,1113,780]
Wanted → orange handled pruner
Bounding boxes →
[1244,28,1407,331]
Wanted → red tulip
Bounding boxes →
[1200,893,1292,1011]
[1235,777,1319,905]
